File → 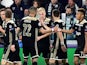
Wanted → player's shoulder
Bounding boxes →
[54,19,64,23]
[44,18,51,22]
[22,16,37,21]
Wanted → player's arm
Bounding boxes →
[57,30,66,52]
[60,28,74,34]
[16,27,20,34]
[84,27,87,53]
[0,26,5,35]
[39,27,52,34]
[37,33,51,41]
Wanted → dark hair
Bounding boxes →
[0,8,6,12]
[33,0,40,8]
[5,8,12,18]
[78,8,85,16]
[52,9,60,17]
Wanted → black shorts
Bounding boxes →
[38,46,50,58]
[56,43,67,59]
[23,42,36,58]
[8,41,21,61]
[74,47,87,58]
[37,39,50,58]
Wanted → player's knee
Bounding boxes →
[58,60,62,64]
[32,58,37,63]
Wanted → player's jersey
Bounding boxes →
[3,20,17,46]
[20,16,39,45]
[50,19,64,45]
[38,18,51,48]
[72,19,87,50]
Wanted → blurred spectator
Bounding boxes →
[65,7,76,40]
[38,0,50,7]
[82,0,87,20]
[24,9,29,17]
[45,0,63,18]
[74,0,82,8]
[0,0,5,25]
[0,8,6,45]
[65,0,79,16]
[32,0,40,8]
[59,0,68,12]
[23,0,33,8]
[10,0,26,27]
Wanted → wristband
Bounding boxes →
[61,42,65,46]
[51,28,54,32]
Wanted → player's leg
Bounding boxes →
[57,42,69,65]
[23,45,29,65]
[30,46,38,65]
[79,51,86,65]
[74,49,80,65]
[74,56,79,65]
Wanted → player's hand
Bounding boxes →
[54,26,58,32]
[54,26,62,32]
[61,45,67,52]
[10,45,16,52]
[83,47,87,54]
[37,36,41,41]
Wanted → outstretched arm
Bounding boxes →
[83,32,87,53]
[57,31,66,52]
[37,33,51,41]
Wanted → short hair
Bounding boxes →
[0,8,6,12]
[5,8,12,18]
[33,0,40,7]
[37,7,46,13]
[78,8,85,16]
[52,9,60,17]
[29,6,37,14]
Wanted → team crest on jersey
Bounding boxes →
[20,7,23,11]
[9,25,12,28]
[56,24,59,27]
[78,27,81,31]
[12,7,15,10]
[76,31,81,36]
[85,26,87,29]
[75,27,77,29]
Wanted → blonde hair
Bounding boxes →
[37,7,46,14]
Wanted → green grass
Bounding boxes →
[0,48,87,65]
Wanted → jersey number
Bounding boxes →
[23,24,32,37]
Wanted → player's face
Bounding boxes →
[0,11,6,21]
[76,12,83,20]
[38,11,46,19]
[29,11,36,17]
